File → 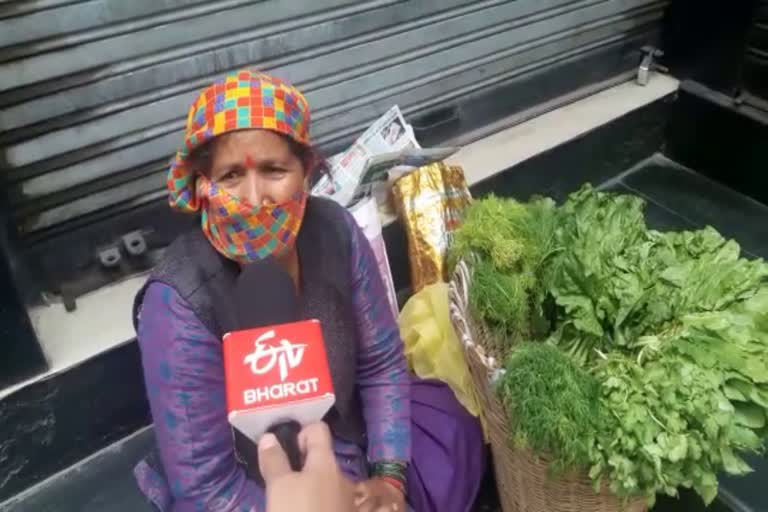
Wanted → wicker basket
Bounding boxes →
[448,261,646,512]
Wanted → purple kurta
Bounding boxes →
[134,212,484,511]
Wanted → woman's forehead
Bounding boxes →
[212,129,294,160]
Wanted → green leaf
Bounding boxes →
[751,386,768,409]
[730,425,763,451]
[719,446,753,476]
[453,194,562,343]
[696,482,719,506]
[724,379,749,401]
[666,435,688,463]
[733,401,766,429]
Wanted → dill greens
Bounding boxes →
[496,343,604,473]
[451,194,560,344]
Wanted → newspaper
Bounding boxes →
[348,196,399,318]
[349,147,461,205]
[312,106,419,207]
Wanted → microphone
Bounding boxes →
[223,259,335,476]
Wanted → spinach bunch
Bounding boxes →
[546,188,768,364]
[546,186,768,503]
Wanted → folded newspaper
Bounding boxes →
[312,105,419,207]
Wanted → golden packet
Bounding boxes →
[392,162,472,292]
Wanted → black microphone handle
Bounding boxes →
[266,420,303,471]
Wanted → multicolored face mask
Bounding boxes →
[196,176,307,264]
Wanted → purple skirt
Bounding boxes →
[406,376,486,512]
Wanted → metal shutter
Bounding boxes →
[1,0,667,240]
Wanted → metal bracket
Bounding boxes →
[637,46,667,86]
[98,246,122,269]
[122,230,147,257]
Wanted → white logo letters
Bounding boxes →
[243,330,307,382]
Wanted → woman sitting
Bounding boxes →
[132,70,484,512]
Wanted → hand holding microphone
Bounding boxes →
[259,422,355,512]
[223,259,337,483]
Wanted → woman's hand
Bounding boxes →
[354,478,406,512]
[259,422,355,512]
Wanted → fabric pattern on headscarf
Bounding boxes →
[167,69,311,213]
[196,175,307,264]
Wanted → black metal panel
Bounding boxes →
[660,0,768,109]
[665,80,768,206]
[744,0,768,104]
[0,341,150,503]
[0,164,46,385]
[660,0,758,96]
[0,230,46,387]
[1,0,668,239]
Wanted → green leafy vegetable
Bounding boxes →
[456,186,768,505]
[544,185,665,362]
[653,228,768,315]
[497,342,605,472]
[591,349,763,505]
[469,259,534,353]
[546,187,768,364]
[451,194,560,344]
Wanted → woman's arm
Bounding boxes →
[343,212,411,464]
[138,282,265,512]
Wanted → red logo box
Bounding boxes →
[223,319,335,440]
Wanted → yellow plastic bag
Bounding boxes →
[398,283,486,437]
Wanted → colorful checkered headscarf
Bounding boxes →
[168,69,311,213]
[167,70,312,263]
